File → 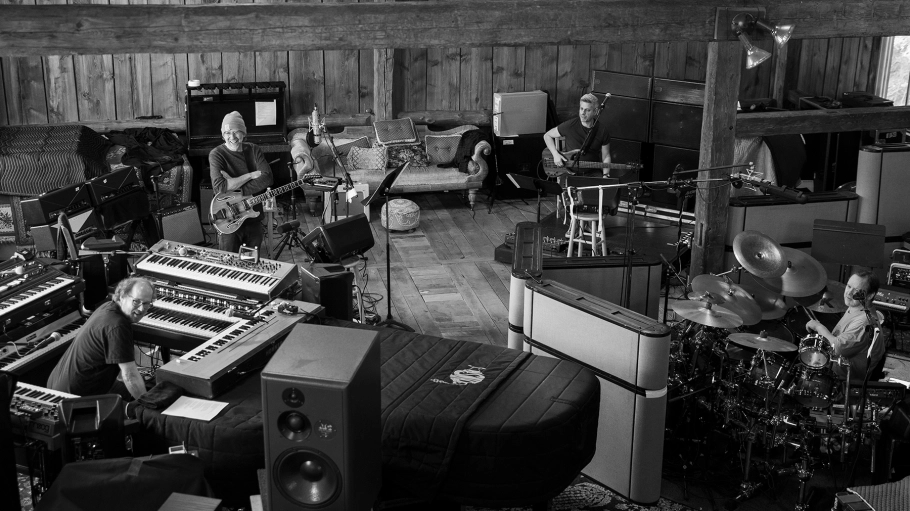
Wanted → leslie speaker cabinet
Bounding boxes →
[262,323,381,511]
[857,144,910,238]
[523,279,670,504]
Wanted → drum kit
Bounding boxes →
[667,230,894,510]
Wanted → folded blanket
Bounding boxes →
[138,380,184,410]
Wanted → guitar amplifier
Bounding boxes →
[157,203,205,245]
[30,208,104,252]
[21,183,94,227]
[96,188,150,229]
[85,167,142,205]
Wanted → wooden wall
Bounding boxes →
[0,1,881,129]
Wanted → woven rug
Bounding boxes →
[466,477,692,511]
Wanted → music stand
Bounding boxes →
[361,163,413,331]
[506,173,563,223]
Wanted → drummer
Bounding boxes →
[804,270,884,381]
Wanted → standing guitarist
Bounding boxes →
[542,93,612,177]
[210,111,273,252]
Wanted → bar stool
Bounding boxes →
[565,177,619,257]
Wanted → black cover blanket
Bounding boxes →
[135,321,528,502]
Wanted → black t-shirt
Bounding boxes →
[557,117,611,163]
[47,301,135,397]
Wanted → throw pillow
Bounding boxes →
[424,134,461,165]
[373,118,419,145]
[386,144,430,169]
[334,136,371,157]
[349,146,387,170]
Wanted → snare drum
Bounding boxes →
[788,366,835,408]
[798,334,833,369]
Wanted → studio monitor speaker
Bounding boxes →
[262,324,381,511]
[158,203,205,245]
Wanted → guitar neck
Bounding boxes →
[246,177,309,206]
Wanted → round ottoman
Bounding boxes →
[381,198,420,231]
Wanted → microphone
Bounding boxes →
[740,175,808,204]
[29,332,61,351]
[853,290,866,301]
[599,93,611,109]
[310,104,322,145]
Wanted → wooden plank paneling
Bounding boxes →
[0,61,8,125]
[555,45,590,111]
[359,48,373,115]
[426,47,460,111]
[492,46,525,93]
[854,36,877,92]
[7,1,910,56]
[459,47,492,110]
[737,106,910,137]
[524,45,558,96]
[684,41,707,82]
[799,38,829,97]
[1,0,47,125]
[324,49,360,115]
[654,41,687,80]
[41,0,78,123]
[820,38,843,98]
[836,37,861,98]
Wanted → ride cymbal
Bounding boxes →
[727,331,797,352]
[733,230,787,279]
[805,280,848,314]
[689,275,762,326]
[672,300,744,329]
[738,274,790,320]
[757,248,827,298]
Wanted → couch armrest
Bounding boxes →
[289,133,318,176]
[466,140,492,183]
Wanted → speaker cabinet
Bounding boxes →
[650,101,703,149]
[592,70,652,99]
[595,95,651,144]
[96,188,150,229]
[21,182,94,227]
[299,263,355,321]
[30,208,103,252]
[856,144,910,237]
[262,324,381,511]
[199,180,213,225]
[492,133,547,198]
[158,203,205,245]
[650,145,699,210]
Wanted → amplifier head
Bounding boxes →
[85,167,142,205]
[21,183,94,227]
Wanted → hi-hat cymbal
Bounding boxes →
[727,331,797,352]
[689,276,762,326]
[733,230,787,279]
[672,300,744,329]
[756,248,827,298]
[805,280,848,313]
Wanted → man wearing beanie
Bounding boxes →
[209,111,273,252]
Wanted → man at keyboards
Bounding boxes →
[47,277,155,400]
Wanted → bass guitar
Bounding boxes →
[210,175,342,235]
[542,149,642,177]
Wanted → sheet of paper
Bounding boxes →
[255,100,277,126]
[161,396,229,421]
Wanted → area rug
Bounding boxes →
[466,477,693,511]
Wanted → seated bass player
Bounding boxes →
[543,93,612,177]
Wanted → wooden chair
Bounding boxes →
[565,176,619,257]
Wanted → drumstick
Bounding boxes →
[801,304,818,322]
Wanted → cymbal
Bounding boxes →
[672,301,744,329]
[733,230,787,279]
[756,248,827,298]
[689,276,762,326]
[739,281,790,320]
[727,331,797,352]
[805,280,848,313]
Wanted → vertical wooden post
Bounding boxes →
[373,48,394,121]
[689,41,742,278]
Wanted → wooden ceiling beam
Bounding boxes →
[736,106,910,137]
[2,1,910,57]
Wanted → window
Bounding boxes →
[879,36,910,106]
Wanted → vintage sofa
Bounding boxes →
[289,121,491,209]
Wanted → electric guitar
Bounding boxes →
[542,149,642,177]
[210,175,342,235]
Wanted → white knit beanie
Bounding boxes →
[222,111,247,134]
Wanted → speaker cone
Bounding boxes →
[278,410,312,441]
[275,448,341,506]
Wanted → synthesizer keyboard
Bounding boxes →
[155,300,323,398]
[0,265,84,328]
[0,310,85,376]
[136,240,299,302]
[10,382,78,450]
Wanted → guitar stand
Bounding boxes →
[273,220,309,260]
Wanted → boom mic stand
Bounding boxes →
[273,220,308,260]
[361,163,413,331]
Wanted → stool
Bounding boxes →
[381,198,420,231]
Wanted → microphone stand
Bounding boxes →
[321,129,357,223]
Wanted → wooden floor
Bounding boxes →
[256,190,557,346]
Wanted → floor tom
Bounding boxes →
[788,366,836,408]
[798,334,833,369]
